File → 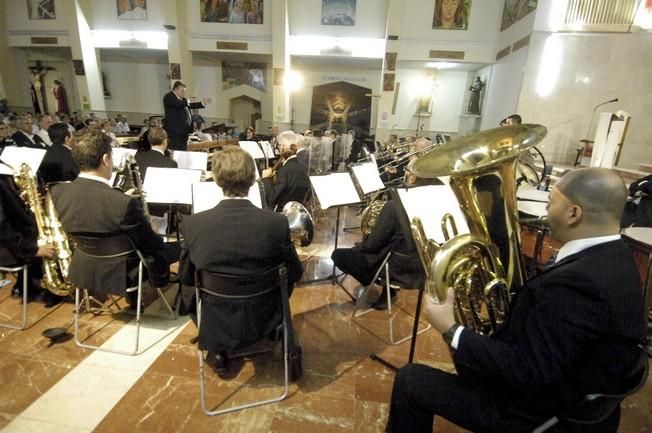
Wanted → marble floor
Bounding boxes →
[0,207,650,433]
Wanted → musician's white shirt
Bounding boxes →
[78,172,113,188]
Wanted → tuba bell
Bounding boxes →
[408,124,547,334]
[282,201,314,247]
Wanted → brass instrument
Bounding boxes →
[13,163,75,297]
[281,201,314,247]
[408,124,547,334]
[378,141,440,172]
[360,191,388,240]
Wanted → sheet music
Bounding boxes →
[239,141,265,159]
[143,167,202,204]
[172,150,208,170]
[191,181,263,213]
[111,147,137,168]
[516,184,549,202]
[258,141,275,158]
[310,173,361,209]
[350,162,385,195]
[517,200,548,218]
[0,147,47,175]
[397,185,469,244]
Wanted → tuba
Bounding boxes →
[13,163,76,297]
[408,124,547,334]
[281,201,314,247]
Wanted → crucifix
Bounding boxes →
[28,61,54,114]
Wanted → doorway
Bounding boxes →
[230,96,261,132]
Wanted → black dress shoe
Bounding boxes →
[371,288,398,311]
[11,286,22,298]
[210,352,229,374]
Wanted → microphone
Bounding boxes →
[585,98,619,140]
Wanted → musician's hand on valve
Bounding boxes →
[262,168,273,178]
[37,244,56,258]
[423,287,456,333]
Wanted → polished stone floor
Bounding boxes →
[0,207,650,433]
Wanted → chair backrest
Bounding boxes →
[563,345,649,425]
[71,233,136,259]
[197,264,286,300]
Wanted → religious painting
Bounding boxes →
[501,0,538,31]
[310,81,371,137]
[117,0,147,20]
[383,73,395,92]
[416,95,432,115]
[169,63,181,80]
[200,0,264,24]
[321,0,356,26]
[432,0,471,30]
[72,60,85,76]
[273,68,284,86]
[385,52,397,71]
[222,62,267,92]
[26,0,55,19]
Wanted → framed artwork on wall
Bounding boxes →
[72,60,85,76]
[385,52,397,71]
[432,0,471,30]
[200,0,264,24]
[222,62,267,92]
[383,73,395,92]
[321,0,356,26]
[117,0,147,20]
[169,63,181,80]
[27,0,55,19]
[501,0,538,31]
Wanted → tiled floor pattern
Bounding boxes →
[0,207,650,433]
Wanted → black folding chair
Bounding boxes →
[0,264,29,330]
[71,234,176,355]
[533,345,650,433]
[195,264,300,416]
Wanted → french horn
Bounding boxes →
[282,201,314,247]
[408,124,547,334]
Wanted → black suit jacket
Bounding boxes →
[453,239,646,418]
[0,175,38,265]
[335,200,424,288]
[162,91,205,135]
[11,131,47,149]
[38,143,79,185]
[50,177,169,296]
[134,149,178,179]
[261,157,311,210]
[180,199,303,352]
[296,148,309,170]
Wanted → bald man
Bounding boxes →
[386,168,646,433]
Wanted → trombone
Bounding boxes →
[377,141,440,171]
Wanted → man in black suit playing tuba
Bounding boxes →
[386,168,646,433]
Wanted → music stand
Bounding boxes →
[345,160,386,232]
[191,181,264,213]
[300,172,363,300]
[172,151,208,171]
[370,185,469,370]
[0,147,47,175]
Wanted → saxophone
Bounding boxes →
[13,163,75,297]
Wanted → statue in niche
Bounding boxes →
[52,80,70,115]
[467,76,485,115]
[28,61,54,114]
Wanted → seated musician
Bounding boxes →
[0,172,59,307]
[382,137,430,184]
[134,127,177,178]
[621,172,652,228]
[179,146,303,372]
[261,131,312,210]
[50,130,179,304]
[38,122,79,184]
[295,133,309,170]
[386,168,646,433]
[331,172,442,310]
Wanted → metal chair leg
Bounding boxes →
[0,265,29,330]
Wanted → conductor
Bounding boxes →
[163,81,212,151]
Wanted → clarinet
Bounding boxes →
[125,155,150,221]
